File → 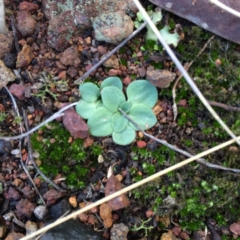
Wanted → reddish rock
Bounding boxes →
[16,45,34,68]
[60,46,81,67]
[16,10,36,36]
[58,71,66,79]
[15,199,36,220]
[19,1,39,13]
[9,84,26,100]
[137,141,147,148]
[122,76,131,85]
[61,104,89,139]
[22,186,36,199]
[66,67,78,77]
[0,32,13,59]
[108,69,118,76]
[4,187,21,201]
[172,226,181,236]
[43,189,62,206]
[179,231,190,240]
[97,45,108,55]
[47,10,90,52]
[177,99,187,107]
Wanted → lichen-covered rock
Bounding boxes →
[47,10,90,51]
[0,60,16,89]
[16,10,36,36]
[0,32,13,59]
[44,0,137,50]
[42,0,79,20]
[93,11,134,44]
[16,44,34,68]
[110,223,129,240]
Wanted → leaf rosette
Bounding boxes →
[76,77,158,145]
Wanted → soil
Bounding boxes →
[0,0,240,240]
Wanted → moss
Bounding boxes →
[31,122,102,189]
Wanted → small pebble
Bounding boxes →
[137,141,147,148]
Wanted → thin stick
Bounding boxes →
[172,36,215,120]
[4,87,46,205]
[0,102,77,141]
[209,0,240,18]
[74,21,148,85]
[21,134,240,240]
[119,109,240,173]
[208,100,240,112]
[22,110,64,192]
[132,0,240,147]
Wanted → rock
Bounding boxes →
[43,189,62,206]
[16,10,36,36]
[0,140,12,154]
[3,53,17,69]
[5,232,25,240]
[75,0,137,19]
[25,220,38,235]
[60,46,81,67]
[0,216,6,238]
[15,199,36,220]
[34,205,49,220]
[147,69,176,88]
[193,231,208,240]
[102,54,119,69]
[68,196,77,208]
[16,45,34,68]
[0,33,13,59]
[110,223,129,240]
[9,84,26,100]
[19,1,39,13]
[4,187,21,201]
[93,11,134,44]
[61,104,89,139]
[40,219,105,240]
[161,230,179,240]
[21,186,36,199]
[50,198,71,219]
[0,60,16,89]
[66,66,78,77]
[47,10,90,51]
[137,141,147,148]
[42,0,79,20]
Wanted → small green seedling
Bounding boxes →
[76,77,158,145]
[134,9,180,47]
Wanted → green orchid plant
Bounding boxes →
[76,77,158,145]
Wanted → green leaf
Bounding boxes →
[119,101,131,113]
[101,86,126,112]
[128,104,157,130]
[100,77,123,90]
[76,99,97,119]
[159,25,180,47]
[112,125,136,145]
[88,107,113,136]
[127,80,158,108]
[80,82,100,102]
[112,112,128,132]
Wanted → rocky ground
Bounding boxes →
[0,0,240,239]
